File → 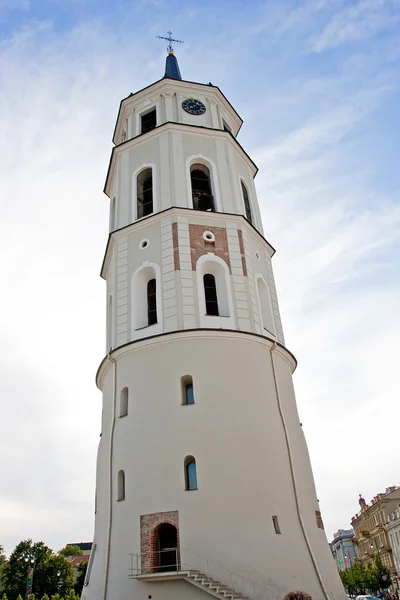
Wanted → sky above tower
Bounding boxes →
[0,0,399,555]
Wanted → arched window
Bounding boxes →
[203,274,219,316]
[120,387,128,417]
[137,168,153,219]
[184,456,198,491]
[147,278,157,325]
[256,277,275,336]
[181,375,194,405]
[117,470,125,501]
[196,255,234,328]
[241,181,253,224]
[110,196,116,231]
[131,264,162,335]
[190,164,214,212]
[108,295,113,350]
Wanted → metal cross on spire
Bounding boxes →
[156,31,184,55]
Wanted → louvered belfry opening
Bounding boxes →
[191,164,214,211]
[137,168,153,219]
[203,274,219,316]
[147,278,157,325]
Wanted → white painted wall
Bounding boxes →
[85,332,346,600]
[86,76,346,600]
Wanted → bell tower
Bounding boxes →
[83,41,346,600]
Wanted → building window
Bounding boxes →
[110,196,116,231]
[184,456,198,491]
[84,544,96,586]
[117,470,125,501]
[131,263,162,333]
[141,108,157,134]
[203,274,219,316]
[147,278,157,325]
[181,375,194,405]
[137,168,153,219]
[120,387,128,417]
[256,277,275,336]
[241,181,252,224]
[273,516,281,534]
[190,164,214,212]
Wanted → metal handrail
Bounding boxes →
[128,548,282,600]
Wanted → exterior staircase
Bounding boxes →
[182,570,249,600]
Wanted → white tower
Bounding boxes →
[83,42,346,600]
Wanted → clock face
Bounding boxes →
[182,98,206,115]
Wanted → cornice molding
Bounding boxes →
[104,121,258,197]
[100,206,275,279]
[113,78,243,145]
[96,328,297,389]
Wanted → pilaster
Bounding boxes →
[161,217,179,332]
[265,252,285,344]
[241,230,260,332]
[116,235,129,347]
[226,221,251,331]
[177,215,196,330]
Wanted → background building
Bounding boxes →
[385,505,400,585]
[330,529,358,571]
[351,488,400,574]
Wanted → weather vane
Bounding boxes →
[156,31,184,55]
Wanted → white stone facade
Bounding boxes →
[83,66,346,600]
[385,506,400,575]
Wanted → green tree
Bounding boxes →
[64,590,80,600]
[1,540,74,600]
[34,554,74,598]
[73,562,87,596]
[40,594,49,600]
[1,540,51,599]
[340,561,367,594]
[58,547,82,559]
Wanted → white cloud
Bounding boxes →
[312,0,400,51]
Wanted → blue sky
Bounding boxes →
[0,0,399,556]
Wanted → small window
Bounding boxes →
[272,516,281,534]
[181,375,195,405]
[117,470,125,501]
[203,274,219,316]
[241,181,252,224]
[141,109,157,134]
[184,456,198,491]
[120,387,128,417]
[147,279,157,325]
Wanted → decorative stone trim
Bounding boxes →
[172,222,180,270]
[237,229,247,276]
[315,510,324,530]
[189,224,230,271]
[140,510,180,574]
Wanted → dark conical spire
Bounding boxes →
[165,52,182,80]
[156,32,184,80]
